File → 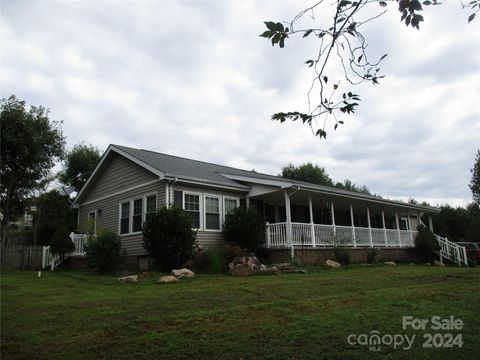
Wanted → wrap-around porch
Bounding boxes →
[249,187,430,249]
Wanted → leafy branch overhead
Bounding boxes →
[260,0,477,139]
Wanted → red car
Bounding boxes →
[457,242,480,265]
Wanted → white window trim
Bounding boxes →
[204,194,222,232]
[118,201,130,236]
[88,210,97,235]
[183,191,203,231]
[223,196,240,222]
[118,192,158,236]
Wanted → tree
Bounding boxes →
[31,190,76,246]
[50,227,75,263]
[470,149,480,205]
[59,144,101,192]
[84,230,122,273]
[281,163,334,186]
[260,0,478,138]
[335,179,372,196]
[0,95,65,247]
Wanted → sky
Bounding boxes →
[1,0,479,207]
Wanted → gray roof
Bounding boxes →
[112,144,438,213]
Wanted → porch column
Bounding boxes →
[395,211,402,246]
[309,197,315,247]
[246,197,250,208]
[266,222,271,248]
[284,190,292,248]
[428,215,434,232]
[367,207,373,247]
[382,210,388,247]
[408,211,414,244]
[350,204,356,247]
[330,201,336,238]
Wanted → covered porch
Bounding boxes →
[247,186,434,249]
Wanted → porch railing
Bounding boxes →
[266,222,418,248]
[70,232,89,256]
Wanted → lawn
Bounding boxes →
[1,265,479,360]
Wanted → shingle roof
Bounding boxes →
[111,144,438,213]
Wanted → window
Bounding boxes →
[132,198,143,232]
[205,195,221,230]
[145,194,157,215]
[88,211,96,235]
[173,190,183,207]
[224,198,238,216]
[120,202,130,234]
[184,193,200,229]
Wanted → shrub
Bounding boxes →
[334,247,351,265]
[143,206,197,271]
[205,246,229,274]
[223,207,265,253]
[366,249,378,264]
[50,227,75,261]
[414,225,439,263]
[84,229,122,274]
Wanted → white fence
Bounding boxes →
[266,222,418,248]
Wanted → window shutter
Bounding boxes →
[174,190,183,207]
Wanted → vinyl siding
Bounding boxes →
[78,181,166,256]
[81,152,158,204]
[172,184,245,247]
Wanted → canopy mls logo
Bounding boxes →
[347,331,415,352]
[347,315,464,352]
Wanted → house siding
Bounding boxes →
[172,184,245,247]
[81,152,158,204]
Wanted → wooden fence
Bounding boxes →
[1,245,44,271]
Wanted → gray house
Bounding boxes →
[72,144,442,268]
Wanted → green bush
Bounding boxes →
[334,247,351,265]
[50,227,75,261]
[143,206,197,271]
[223,207,265,253]
[84,229,122,274]
[414,226,439,263]
[366,249,378,264]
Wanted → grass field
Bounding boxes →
[1,265,479,360]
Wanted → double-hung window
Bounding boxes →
[224,197,239,221]
[184,193,201,229]
[132,198,143,233]
[205,195,221,231]
[145,194,157,215]
[120,202,130,235]
[88,211,96,235]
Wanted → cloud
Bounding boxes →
[1,0,478,207]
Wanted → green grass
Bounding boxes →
[2,265,479,360]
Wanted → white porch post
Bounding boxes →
[428,215,434,232]
[309,197,315,247]
[246,197,250,208]
[382,210,388,247]
[408,211,414,244]
[395,211,402,246]
[284,190,292,248]
[330,201,336,238]
[266,222,271,248]
[350,204,356,247]
[367,207,373,247]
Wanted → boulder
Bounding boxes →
[158,275,179,283]
[171,268,195,279]
[263,266,280,275]
[434,260,445,267]
[118,275,138,284]
[275,263,294,271]
[281,269,308,274]
[229,255,267,276]
[384,261,396,266]
[325,260,341,268]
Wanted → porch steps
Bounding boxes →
[434,234,468,266]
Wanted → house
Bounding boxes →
[72,144,442,268]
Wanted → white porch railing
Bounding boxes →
[266,222,418,249]
[70,232,89,256]
[435,235,468,266]
[41,233,89,271]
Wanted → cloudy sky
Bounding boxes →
[1,0,479,206]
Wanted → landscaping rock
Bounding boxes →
[275,263,293,271]
[434,260,445,267]
[229,255,267,276]
[325,260,341,268]
[158,275,178,283]
[118,275,138,284]
[281,269,308,274]
[384,261,396,266]
[263,266,280,275]
[171,268,195,279]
